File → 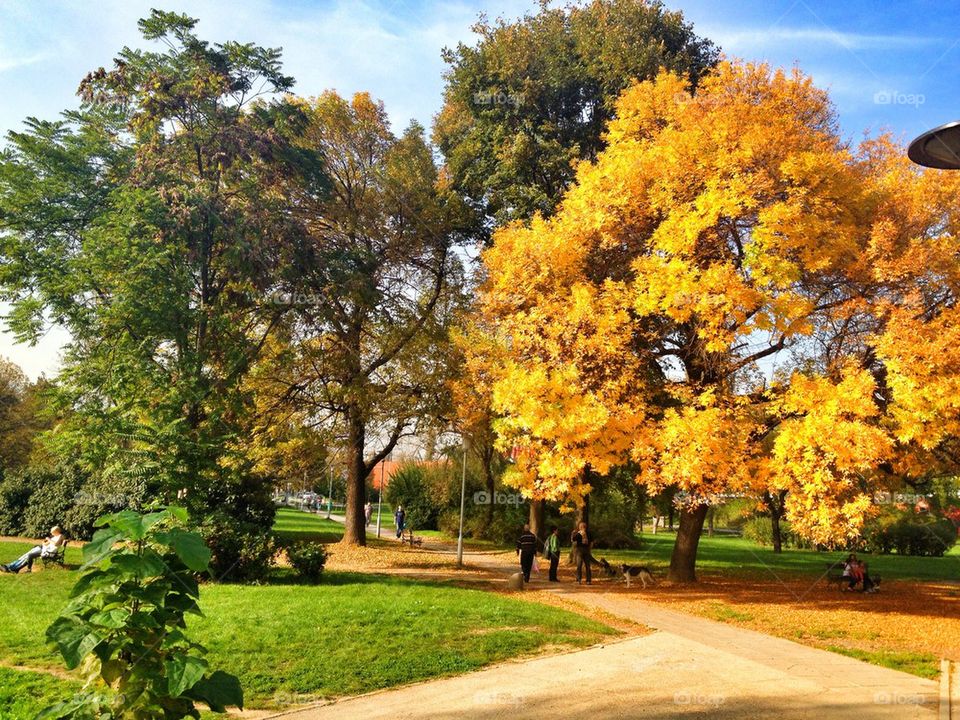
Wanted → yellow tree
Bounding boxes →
[479,61,960,581]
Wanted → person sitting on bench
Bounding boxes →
[1,526,65,574]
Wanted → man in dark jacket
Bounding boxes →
[516,524,538,582]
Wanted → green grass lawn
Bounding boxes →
[584,532,960,582]
[0,541,615,717]
[0,666,82,720]
[273,507,346,543]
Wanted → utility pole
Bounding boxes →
[326,462,333,520]
[457,437,467,568]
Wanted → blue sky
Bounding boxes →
[2,0,959,379]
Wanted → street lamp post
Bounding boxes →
[326,462,334,520]
[909,121,960,169]
[456,437,468,569]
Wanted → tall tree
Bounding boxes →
[0,12,325,568]
[434,0,717,231]
[0,359,52,472]
[275,92,465,546]
[478,62,960,581]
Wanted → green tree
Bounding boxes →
[434,0,717,231]
[273,92,466,545]
[0,11,326,573]
[0,358,52,472]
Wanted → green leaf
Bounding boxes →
[100,509,146,540]
[82,528,121,566]
[166,505,189,523]
[101,658,125,685]
[46,617,101,670]
[185,670,244,712]
[166,654,208,697]
[90,608,129,629]
[69,569,113,598]
[169,530,211,572]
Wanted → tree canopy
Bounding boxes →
[477,61,960,580]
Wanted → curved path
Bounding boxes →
[279,512,942,719]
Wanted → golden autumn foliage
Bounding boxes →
[473,60,960,553]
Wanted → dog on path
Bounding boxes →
[619,563,655,589]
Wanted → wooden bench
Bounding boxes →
[824,560,882,592]
[404,530,423,548]
[41,540,68,568]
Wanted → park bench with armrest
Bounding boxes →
[404,529,423,548]
[823,560,881,592]
[41,539,68,568]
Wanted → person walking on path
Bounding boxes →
[516,524,538,582]
[394,505,406,539]
[571,521,592,585]
[364,502,372,527]
[545,526,561,582]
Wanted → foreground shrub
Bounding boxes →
[41,507,243,719]
[286,541,327,582]
[198,512,275,582]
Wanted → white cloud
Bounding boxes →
[707,26,938,52]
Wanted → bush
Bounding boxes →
[0,471,33,536]
[863,510,956,556]
[21,466,86,539]
[385,464,445,530]
[286,541,327,582]
[0,465,146,540]
[198,512,276,583]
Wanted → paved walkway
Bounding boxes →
[271,512,942,719]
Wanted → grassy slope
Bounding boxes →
[0,543,614,715]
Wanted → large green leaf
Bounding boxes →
[99,509,146,540]
[90,608,129,629]
[169,530,211,572]
[185,670,244,712]
[46,617,101,669]
[165,654,208,697]
[82,528,121,566]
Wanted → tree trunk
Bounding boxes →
[707,507,715,537]
[764,489,787,554]
[575,493,590,526]
[341,407,368,546]
[771,511,783,554]
[667,504,709,583]
[668,505,675,530]
[529,499,545,541]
